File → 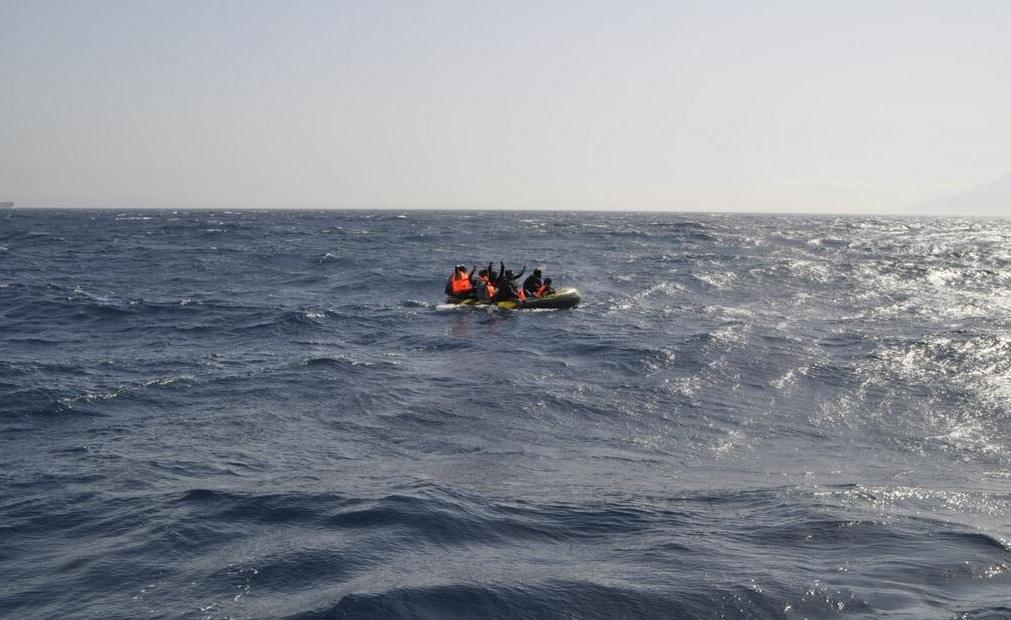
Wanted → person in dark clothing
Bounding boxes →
[493,262,525,302]
[473,268,494,301]
[535,277,555,297]
[522,268,543,298]
[485,261,501,285]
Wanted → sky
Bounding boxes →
[1,0,1009,213]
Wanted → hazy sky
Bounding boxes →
[2,1,1009,212]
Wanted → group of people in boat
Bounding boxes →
[445,261,556,303]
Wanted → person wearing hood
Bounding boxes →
[493,261,526,302]
[535,277,555,298]
[473,268,497,301]
[445,264,476,298]
[523,267,543,298]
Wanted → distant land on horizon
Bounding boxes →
[909,171,1011,217]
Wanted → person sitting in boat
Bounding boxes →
[485,261,501,285]
[522,268,543,298]
[494,262,526,302]
[445,264,476,299]
[473,268,497,301]
[534,277,555,298]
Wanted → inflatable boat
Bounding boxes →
[447,286,581,310]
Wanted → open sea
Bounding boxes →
[2,208,1010,620]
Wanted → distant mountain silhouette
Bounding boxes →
[912,172,1011,216]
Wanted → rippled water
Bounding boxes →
[2,209,1010,619]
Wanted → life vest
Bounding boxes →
[535,283,551,297]
[482,276,497,299]
[451,271,472,295]
[517,289,527,301]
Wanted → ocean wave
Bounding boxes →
[6,210,1011,620]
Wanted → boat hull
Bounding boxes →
[447,286,581,310]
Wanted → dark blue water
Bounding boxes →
[2,209,1010,619]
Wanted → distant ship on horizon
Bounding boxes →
[0,202,14,209]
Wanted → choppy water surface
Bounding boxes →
[2,209,1010,619]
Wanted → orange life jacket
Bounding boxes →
[535,283,551,297]
[481,276,497,299]
[517,289,527,301]
[451,271,472,295]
